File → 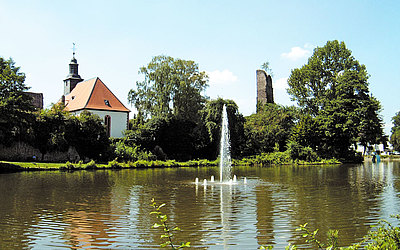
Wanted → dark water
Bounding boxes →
[0,161,399,249]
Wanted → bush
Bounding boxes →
[113,140,155,162]
[287,141,319,162]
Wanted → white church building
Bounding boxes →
[62,53,130,138]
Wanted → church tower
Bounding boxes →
[63,48,83,96]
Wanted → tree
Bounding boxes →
[32,104,70,161]
[200,98,245,159]
[243,104,296,156]
[66,110,110,161]
[390,112,400,151]
[287,40,384,159]
[128,55,208,121]
[261,61,273,77]
[0,57,35,145]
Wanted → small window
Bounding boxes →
[104,100,111,107]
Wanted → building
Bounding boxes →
[62,54,130,138]
[256,69,274,106]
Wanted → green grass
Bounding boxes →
[1,154,340,173]
[0,159,219,172]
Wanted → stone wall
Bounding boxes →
[0,142,80,162]
[256,70,274,105]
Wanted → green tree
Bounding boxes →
[0,57,35,145]
[200,98,245,159]
[261,61,273,77]
[128,55,208,121]
[66,110,110,161]
[390,112,400,151]
[32,104,69,161]
[244,104,296,156]
[287,40,384,159]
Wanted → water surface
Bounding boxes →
[0,161,399,249]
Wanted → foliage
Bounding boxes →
[391,112,400,151]
[150,198,191,249]
[128,55,208,121]
[243,103,297,156]
[286,141,319,162]
[32,103,70,160]
[125,116,203,161]
[261,61,273,77]
[296,223,339,249]
[199,98,245,159]
[362,214,400,249]
[66,110,111,161]
[287,40,384,160]
[113,140,155,162]
[0,57,35,146]
[290,114,320,150]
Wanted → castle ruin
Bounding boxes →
[256,70,274,106]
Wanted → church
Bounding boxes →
[61,53,130,138]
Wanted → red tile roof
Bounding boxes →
[64,77,130,112]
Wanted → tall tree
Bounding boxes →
[0,57,35,145]
[200,98,245,159]
[128,55,208,121]
[287,40,384,159]
[244,104,296,156]
[32,104,69,161]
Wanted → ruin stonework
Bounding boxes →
[256,70,274,105]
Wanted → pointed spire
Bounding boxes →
[72,42,76,58]
[64,43,83,95]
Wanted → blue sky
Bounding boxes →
[1,0,399,134]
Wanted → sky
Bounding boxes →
[1,0,399,135]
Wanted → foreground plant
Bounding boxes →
[297,223,339,249]
[150,198,191,249]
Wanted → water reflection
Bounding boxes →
[0,163,399,248]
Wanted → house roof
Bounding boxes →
[64,77,130,112]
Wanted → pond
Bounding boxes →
[0,161,399,249]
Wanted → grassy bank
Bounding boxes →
[0,159,219,172]
[0,154,342,172]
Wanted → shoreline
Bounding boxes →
[0,158,343,173]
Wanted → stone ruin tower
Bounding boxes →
[256,69,274,106]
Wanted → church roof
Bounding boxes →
[64,77,130,113]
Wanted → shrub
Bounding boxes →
[113,140,155,162]
[286,141,319,162]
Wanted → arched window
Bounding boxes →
[105,115,111,137]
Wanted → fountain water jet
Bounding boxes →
[219,105,232,182]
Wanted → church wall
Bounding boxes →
[73,109,128,138]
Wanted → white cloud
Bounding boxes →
[281,45,312,61]
[207,69,238,85]
[274,77,288,90]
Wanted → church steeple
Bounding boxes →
[64,43,83,95]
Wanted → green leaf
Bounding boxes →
[152,223,162,228]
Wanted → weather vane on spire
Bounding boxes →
[72,42,76,57]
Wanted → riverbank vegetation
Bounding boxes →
[150,198,400,249]
[0,40,390,166]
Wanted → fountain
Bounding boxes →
[219,105,232,182]
[194,104,246,185]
